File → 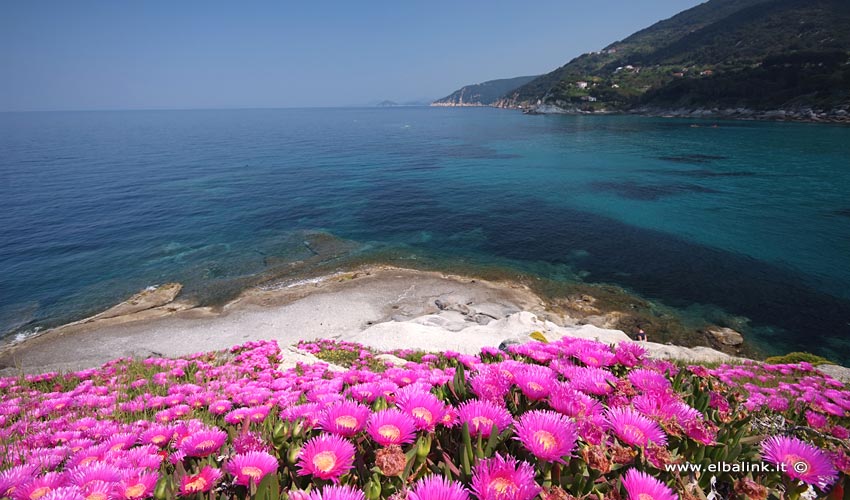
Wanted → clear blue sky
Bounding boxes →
[1,1,704,111]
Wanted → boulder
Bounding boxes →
[93,283,183,320]
[706,327,744,346]
[817,364,850,384]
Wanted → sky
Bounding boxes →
[0,1,705,111]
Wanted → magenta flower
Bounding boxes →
[40,487,86,500]
[297,434,356,482]
[399,391,446,432]
[457,400,512,438]
[469,366,512,402]
[627,369,672,394]
[12,472,65,500]
[178,429,228,457]
[568,367,618,396]
[605,407,668,447]
[761,435,838,489]
[208,399,232,415]
[513,410,578,463]
[514,365,555,401]
[471,454,541,500]
[306,484,366,500]
[367,409,417,446]
[621,469,677,500]
[318,400,371,437]
[180,466,222,495]
[226,451,279,486]
[116,471,158,500]
[408,475,470,500]
[68,462,122,486]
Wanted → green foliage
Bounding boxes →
[765,351,834,366]
[506,0,850,111]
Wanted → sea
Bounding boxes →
[1,107,849,363]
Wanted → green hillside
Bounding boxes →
[498,0,850,114]
[432,75,538,106]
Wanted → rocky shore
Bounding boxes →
[0,266,761,377]
[516,102,850,124]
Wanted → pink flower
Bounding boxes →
[179,466,222,495]
[68,463,122,486]
[408,475,470,500]
[469,366,511,402]
[457,400,512,438]
[225,451,279,486]
[367,409,417,447]
[296,434,356,483]
[399,392,446,432]
[318,401,371,437]
[627,369,672,394]
[513,410,578,463]
[761,435,838,489]
[605,407,668,447]
[471,454,540,500]
[178,429,227,457]
[116,471,158,500]
[12,472,64,500]
[621,469,677,500]
[306,485,365,500]
[514,365,555,401]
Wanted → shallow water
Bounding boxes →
[1,108,849,362]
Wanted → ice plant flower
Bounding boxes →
[367,409,417,446]
[408,475,470,500]
[306,485,366,500]
[621,469,678,500]
[399,391,446,432]
[471,454,541,500]
[297,434,357,482]
[761,435,838,489]
[458,399,513,438]
[605,407,668,447]
[226,451,279,486]
[180,466,222,495]
[318,400,371,437]
[116,471,158,500]
[513,410,578,463]
[178,428,228,457]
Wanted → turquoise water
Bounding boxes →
[1,108,849,361]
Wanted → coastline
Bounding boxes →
[0,265,760,376]
[432,102,850,125]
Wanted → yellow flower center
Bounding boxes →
[151,435,167,445]
[638,494,655,500]
[378,424,401,441]
[412,407,433,424]
[533,430,557,451]
[184,477,208,493]
[80,456,97,466]
[527,382,543,392]
[312,451,338,472]
[471,416,494,430]
[241,466,264,481]
[195,439,217,451]
[490,477,516,494]
[335,415,358,429]
[124,484,146,499]
[622,424,646,443]
[86,493,107,500]
[29,487,50,500]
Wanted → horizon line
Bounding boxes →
[0,103,444,114]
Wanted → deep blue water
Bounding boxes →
[1,108,849,362]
